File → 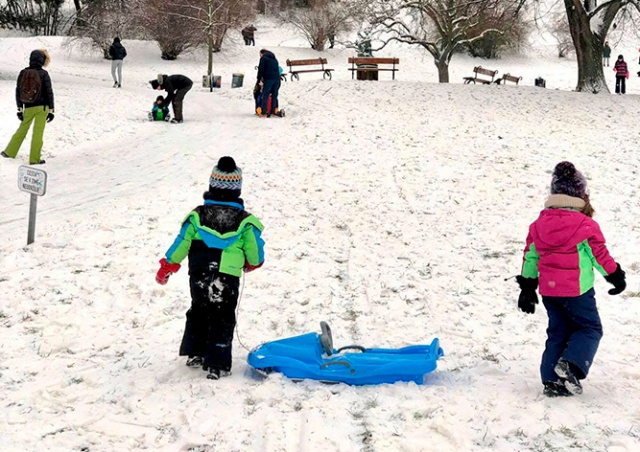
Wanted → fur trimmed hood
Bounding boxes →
[29,49,51,68]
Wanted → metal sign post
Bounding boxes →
[17,166,47,245]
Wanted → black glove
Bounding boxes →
[46,112,54,123]
[17,110,23,121]
[516,276,539,314]
[604,263,626,295]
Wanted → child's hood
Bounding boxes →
[531,209,588,248]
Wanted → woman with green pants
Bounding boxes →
[2,49,55,165]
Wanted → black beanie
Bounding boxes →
[550,161,587,198]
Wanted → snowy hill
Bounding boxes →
[1,30,640,451]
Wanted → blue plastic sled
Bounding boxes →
[247,322,444,385]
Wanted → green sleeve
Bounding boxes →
[521,236,540,278]
[165,220,197,264]
[242,224,265,267]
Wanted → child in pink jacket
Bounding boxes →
[613,54,629,94]
[517,161,626,397]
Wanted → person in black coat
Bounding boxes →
[242,25,257,45]
[108,37,127,88]
[2,49,54,164]
[256,49,281,116]
[150,74,193,123]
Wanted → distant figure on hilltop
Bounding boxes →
[108,37,127,88]
[1,49,54,165]
[242,25,257,46]
[602,41,611,67]
[613,54,628,94]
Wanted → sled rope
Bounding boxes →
[234,272,252,352]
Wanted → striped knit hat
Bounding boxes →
[209,156,242,197]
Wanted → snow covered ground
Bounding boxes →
[1,20,640,452]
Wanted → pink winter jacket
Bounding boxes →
[521,209,617,297]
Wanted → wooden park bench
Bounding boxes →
[348,57,400,80]
[496,73,522,85]
[463,66,498,85]
[286,58,334,81]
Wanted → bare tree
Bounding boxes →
[281,0,354,51]
[549,11,573,58]
[0,0,66,35]
[561,0,640,93]
[161,0,254,76]
[364,0,525,83]
[142,0,201,59]
[70,0,143,58]
[465,4,530,58]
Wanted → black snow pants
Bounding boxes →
[615,76,626,94]
[179,269,240,372]
[172,83,193,121]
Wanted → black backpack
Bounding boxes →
[20,69,42,104]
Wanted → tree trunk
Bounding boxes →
[564,0,623,93]
[435,58,449,83]
[313,28,326,51]
[213,25,227,52]
[74,0,81,12]
[207,28,213,77]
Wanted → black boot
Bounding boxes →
[554,360,583,395]
[206,368,231,380]
[186,356,204,367]
[543,381,573,397]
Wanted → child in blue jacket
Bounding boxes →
[148,95,170,121]
[155,157,265,379]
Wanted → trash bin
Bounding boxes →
[535,77,546,88]
[357,64,378,81]
[231,73,244,88]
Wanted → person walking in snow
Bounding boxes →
[602,42,611,67]
[256,49,281,117]
[108,37,127,88]
[150,74,193,123]
[613,54,629,94]
[155,157,265,380]
[516,161,626,397]
[1,49,54,165]
[242,25,257,46]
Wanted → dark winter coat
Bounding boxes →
[257,51,280,82]
[16,49,55,110]
[156,74,193,106]
[109,40,127,60]
[602,45,611,58]
[614,59,628,77]
[164,197,264,276]
[242,26,257,39]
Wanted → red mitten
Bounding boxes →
[244,260,264,273]
[156,258,181,285]
[626,71,630,79]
